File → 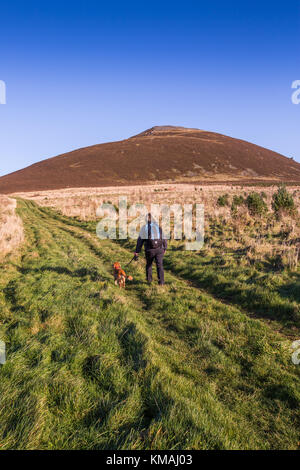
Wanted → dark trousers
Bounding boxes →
[145,249,165,285]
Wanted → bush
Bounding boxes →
[246,192,268,216]
[272,186,295,216]
[217,194,229,207]
[232,195,244,207]
[231,195,245,215]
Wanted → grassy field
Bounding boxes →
[0,199,300,449]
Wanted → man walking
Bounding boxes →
[134,213,167,285]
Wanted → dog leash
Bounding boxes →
[125,255,138,267]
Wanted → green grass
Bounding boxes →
[0,200,299,449]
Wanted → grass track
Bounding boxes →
[0,200,299,449]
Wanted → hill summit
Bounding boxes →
[1,126,300,193]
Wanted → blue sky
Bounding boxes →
[0,1,299,176]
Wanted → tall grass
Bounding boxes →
[0,196,24,260]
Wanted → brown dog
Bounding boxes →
[113,262,133,288]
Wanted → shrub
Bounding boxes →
[272,186,295,216]
[232,195,244,207]
[246,192,268,216]
[231,195,245,215]
[217,194,229,207]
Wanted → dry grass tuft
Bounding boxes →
[0,196,24,260]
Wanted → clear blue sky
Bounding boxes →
[0,0,299,176]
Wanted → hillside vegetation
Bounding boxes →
[0,196,23,260]
[0,199,299,449]
[1,126,300,193]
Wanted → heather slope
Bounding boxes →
[1,126,300,194]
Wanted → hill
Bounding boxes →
[1,126,300,193]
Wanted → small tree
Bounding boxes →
[232,195,244,207]
[246,192,268,216]
[231,195,245,215]
[272,185,295,216]
[217,194,229,207]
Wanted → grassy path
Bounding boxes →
[0,200,299,449]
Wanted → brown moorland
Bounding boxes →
[1,125,300,194]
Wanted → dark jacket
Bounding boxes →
[135,222,167,253]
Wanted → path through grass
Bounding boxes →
[0,200,299,449]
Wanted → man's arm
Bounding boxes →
[160,227,167,252]
[135,236,144,255]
